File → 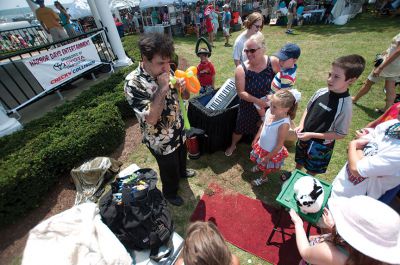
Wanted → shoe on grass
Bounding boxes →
[250,165,260,173]
[165,195,184,206]
[251,177,269,187]
[184,168,196,178]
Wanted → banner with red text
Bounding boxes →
[23,37,102,90]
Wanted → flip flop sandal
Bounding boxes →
[251,177,269,187]
[280,172,291,182]
[250,165,260,173]
[224,145,236,157]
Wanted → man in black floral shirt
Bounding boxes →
[124,33,195,206]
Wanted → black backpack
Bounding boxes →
[99,168,174,257]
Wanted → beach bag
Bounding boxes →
[99,168,173,258]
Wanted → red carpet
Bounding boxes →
[190,183,317,265]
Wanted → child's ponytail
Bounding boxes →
[288,102,298,120]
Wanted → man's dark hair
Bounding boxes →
[139,33,174,61]
[332,54,366,80]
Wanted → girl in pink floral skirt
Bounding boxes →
[250,90,297,186]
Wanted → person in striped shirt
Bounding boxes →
[254,43,301,120]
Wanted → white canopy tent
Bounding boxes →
[139,0,175,9]
[331,0,363,25]
[69,0,139,19]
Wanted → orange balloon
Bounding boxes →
[173,67,201,94]
[186,76,201,93]
[174,69,186,78]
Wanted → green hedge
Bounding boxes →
[0,103,125,225]
[0,35,141,226]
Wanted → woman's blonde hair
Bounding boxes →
[246,31,266,49]
[244,12,263,29]
[182,221,232,265]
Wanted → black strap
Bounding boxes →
[241,61,248,74]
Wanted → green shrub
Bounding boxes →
[0,36,140,226]
[0,103,124,225]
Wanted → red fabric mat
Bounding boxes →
[190,183,317,265]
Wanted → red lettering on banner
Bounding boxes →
[50,72,72,84]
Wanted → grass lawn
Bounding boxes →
[123,12,398,265]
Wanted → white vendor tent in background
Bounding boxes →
[69,0,92,19]
[139,0,175,9]
[331,0,364,25]
[110,0,140,9]
[69,0,139,19]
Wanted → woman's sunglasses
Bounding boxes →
[244,47,261,54]
[253,24,263,29]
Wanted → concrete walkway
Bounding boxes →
[15,71,113,125]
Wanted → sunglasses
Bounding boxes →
[244,47,261,54]
[253,24,263,29]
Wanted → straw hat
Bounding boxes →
[328,196,400,264]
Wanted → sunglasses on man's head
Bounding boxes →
[244,47,261,54]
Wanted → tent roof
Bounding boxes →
[68,0,140,19]
[139,0,175,9]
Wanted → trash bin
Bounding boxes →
[188,91,239,154]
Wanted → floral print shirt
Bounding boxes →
[124,65,185,155]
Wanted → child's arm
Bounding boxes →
[262,123,289,162]
[289,209,345,265]
[297,131,345,142]
[252,120,264,147]
[294,108,307,133]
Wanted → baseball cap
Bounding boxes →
[274,43,301,61]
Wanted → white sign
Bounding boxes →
[24,37,102,90]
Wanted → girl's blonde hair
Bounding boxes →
[273,90,297,120]
[182,221,232,265]
[244,12,263,29]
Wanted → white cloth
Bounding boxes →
[233,31,248,63]
[22,203,132,265]
[380,33,400,78]
[259,108,290,152]
[331,119,400,199]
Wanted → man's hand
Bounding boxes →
[157,72,171,92]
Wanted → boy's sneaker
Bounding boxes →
[286,29,294,34]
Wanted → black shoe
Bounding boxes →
[183,168,196,178]
[165,195,184,206]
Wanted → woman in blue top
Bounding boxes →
[54,1,77,38]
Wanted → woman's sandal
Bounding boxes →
[250,165,260,173]
[251,177,269,187]
[224,145,236,157]
[280,172,291,182]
